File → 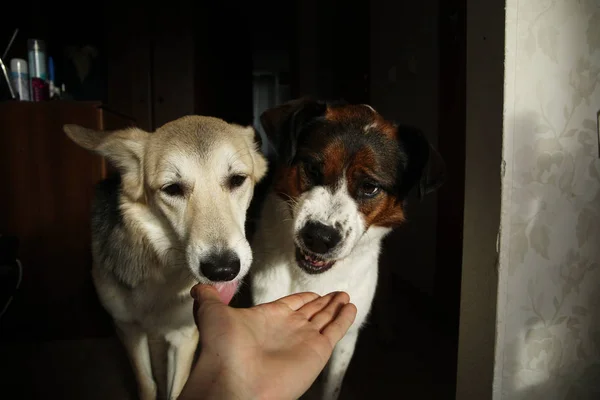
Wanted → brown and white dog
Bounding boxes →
[250,98,445,399]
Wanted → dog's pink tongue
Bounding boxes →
[214,281,239,305]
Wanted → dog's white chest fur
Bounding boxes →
[251,193,389,399]
[93,265,197,334]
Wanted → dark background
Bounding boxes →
[0,0,465,398]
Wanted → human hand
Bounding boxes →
[178,284,357,400]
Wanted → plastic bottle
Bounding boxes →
[27,39,49,101]
[48,56,56,98]
[10,58,30,101]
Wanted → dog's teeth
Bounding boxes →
[300,252,330,268]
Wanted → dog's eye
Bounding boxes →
[304,161,323,183]
[228,174,247,189]
[161,183,185,197]
[359,182,381,198]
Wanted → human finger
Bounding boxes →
[321,303,357,346]
[190,284,225,309]
[309,292,350,330]
[296,292,339,320]
[192,298,200,328]
[191,284,226,328]
[275,291,321,311]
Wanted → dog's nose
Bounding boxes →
[200,251,240,282]
[300,221,342,254]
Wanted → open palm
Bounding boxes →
[180,285,357,400]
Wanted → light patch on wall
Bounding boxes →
[514,318,560,392]
[596,110,600,159]
[496,0,600,398]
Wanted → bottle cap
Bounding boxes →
[10,58,28,74]
[27,39,46,52]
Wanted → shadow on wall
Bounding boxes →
[501,110,600,400]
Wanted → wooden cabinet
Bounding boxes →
[0,101,133,340]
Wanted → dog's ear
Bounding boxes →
[395,125,446,200]
[64,124,149,200]
[260,97,327,164]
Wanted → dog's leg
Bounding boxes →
[116,322,157,400]
[165,326,199,400]
[321,329,359,400]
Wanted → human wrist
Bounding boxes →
[178,350,223,400]
[179,350,259,400]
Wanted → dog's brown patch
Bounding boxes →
[325,104,371,122]
[322,139,346,180]
[345,146,405,228]
[369,115,397,139]
[360,195,406,228]
[325,104,396,139]
[274,165,303,201]
[347,146,377,177]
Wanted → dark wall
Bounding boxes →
[370,0,441,295]
[292,0,370,103]
[105,0,254,131]
[194,2,253,126]
[1,3,108,103]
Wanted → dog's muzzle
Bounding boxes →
[295,221,342,274]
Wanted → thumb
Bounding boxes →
[191,284,222,329]
[190,283,221,304]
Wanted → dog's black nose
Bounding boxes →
[200,251,240,282]
[300,221,342,254]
